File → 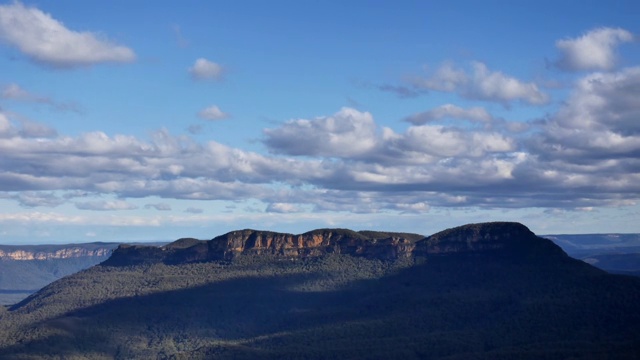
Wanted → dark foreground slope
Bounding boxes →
[0,222,639,359]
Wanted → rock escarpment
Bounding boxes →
[103,229,422,266]
[103,222,567,266]
[0,245,115,261]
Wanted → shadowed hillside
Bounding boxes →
[0,222,639,359]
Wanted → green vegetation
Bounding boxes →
[0,223,639,359]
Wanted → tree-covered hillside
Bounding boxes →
[0,223,639,359]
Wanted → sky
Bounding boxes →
[0,0,639,244]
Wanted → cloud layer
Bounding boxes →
[0,16,637,239]
[381,62,549,105]
[2,56,638,215]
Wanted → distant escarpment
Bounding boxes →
[0,243,120,305]
[0,244,115,261]
[103,222,568,266]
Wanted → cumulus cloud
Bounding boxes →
[0,88,638,215]
[198,105,229,120]
[0,110,57,138]
[555,27,634,71]
[75,200,138,211]
[0,191,66,208]
[264,107,378,158]
[404,104,493,125]
[416,62,549,105]
[264,107,515,163]
[0,2,135,68]
[532,66,640,161]
[189,58,223,80]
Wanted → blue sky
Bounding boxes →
[0,0,639,244]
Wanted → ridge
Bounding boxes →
[101,222,567,267]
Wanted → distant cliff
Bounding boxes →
[0,243,120,305]
[104,222,567,266]
[0,247,113,261]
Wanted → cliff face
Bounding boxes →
[0,247,114,261]
[104,229,421,266]
[209,228,417,259]
[103,222,564,267]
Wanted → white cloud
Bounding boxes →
[392,202,430,214]
[145,203,172,211]
[75,200,138,211]
[189,58,223,80]
[0,2,135,68]
[405,104,493,125]
[0,110,57,138]
[0,113,12,135]
[533,66,640,161]
[266,203,301,213]
[555,27,634,71]
[185,207,203,214]
[198,105,229,120]
[467,62,549,105]
[0,92,639,215]
[0,211,85,224]
[398,125,515,158]
[416,62,467,92]
[0,191,66,207]
[264,107,515,163]
[264,107,378,158]
[410,62,549,105]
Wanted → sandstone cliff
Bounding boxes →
[103,222,566,266]
[0,244,117,261]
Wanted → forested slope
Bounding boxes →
[0,222,639,359]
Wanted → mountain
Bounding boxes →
[103,228,423,266]
[581,253,640,276]
[546,234,640,276]
[0,243,120,305]
[0,242,168,305]
[546,233,640,257]
[0,222,639,359]
[0,243,115,261]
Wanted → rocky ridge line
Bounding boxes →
[103,222,568,266]
[0,247,114,261]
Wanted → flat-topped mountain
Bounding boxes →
[104,222,562,267]
[0,243,115,261]
[103,227,424,266]
[1,222,638,359]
